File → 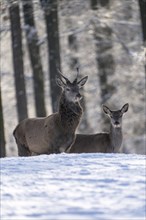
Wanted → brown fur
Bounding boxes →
[13,72,88,156]
[67,103,129,154]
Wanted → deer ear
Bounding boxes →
[77,76,88,88]
[102,105,111,115]
[56,77,66,88]
[121,103,129,113]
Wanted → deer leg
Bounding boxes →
[17,142,31,156]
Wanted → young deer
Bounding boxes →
[68,103,129,153]
[13,69,88,156]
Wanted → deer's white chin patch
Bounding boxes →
[74,97,81,103]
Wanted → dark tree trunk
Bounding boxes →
[91,0,110,9]
[22,0,46,117]
[138,0,146,43]
[0,87,6,157]
[9,2,28,122]
[90,0,98,10]
[40,0,61,112]
[91,0,115,131]
[138,0,146,72]
[68,32,89,133]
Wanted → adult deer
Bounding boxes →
[68,103,129,153]
[13,68,88,156]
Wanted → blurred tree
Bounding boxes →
[40,0,61,112]
[90,0,110,9]
[0,86,6,157]
[90,0,98,9]
[138,0,146,71]
[22,0,46,117]
[9,1,28,122]
[91,0,116,131]
[67,31,89,133]
[138,0,146,44]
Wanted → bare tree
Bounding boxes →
[67,32,89,133]
[91,0,116,131]
[138,0,146,44]
[22,0,46,117]
[91,0,110,9]
[138,0,146,71]
[9,1,28,122]
[0,86,6,157]
[40,0,61,112]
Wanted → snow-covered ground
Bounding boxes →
[1,153,146,220]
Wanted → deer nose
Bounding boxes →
[76,93,81,99]
[115,121,120,125]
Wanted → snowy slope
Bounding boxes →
[1,153,146,220]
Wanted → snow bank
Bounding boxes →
[1,153,146,220]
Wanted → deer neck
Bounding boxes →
[59,93,82,132]
[109,125,123,152]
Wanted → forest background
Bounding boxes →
[0,0,145,156]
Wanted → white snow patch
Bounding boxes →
[1,153,146,220]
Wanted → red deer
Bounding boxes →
[68,103,129,153]
[13,68,88,156]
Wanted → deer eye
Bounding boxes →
[66,88,70,92]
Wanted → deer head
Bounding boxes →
[56,68,88,103]
[103,103,129,128]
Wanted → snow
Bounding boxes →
[1,153,146,220]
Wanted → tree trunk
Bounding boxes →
[91,0,115,131]
[0,87,6,157]
[68,31,89,133]
[91,0,110,9]
[138,0,146,71]
[40,0,61,113]
[9,1,28,122]
[22,0,46,117]
[138,0,146,44]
